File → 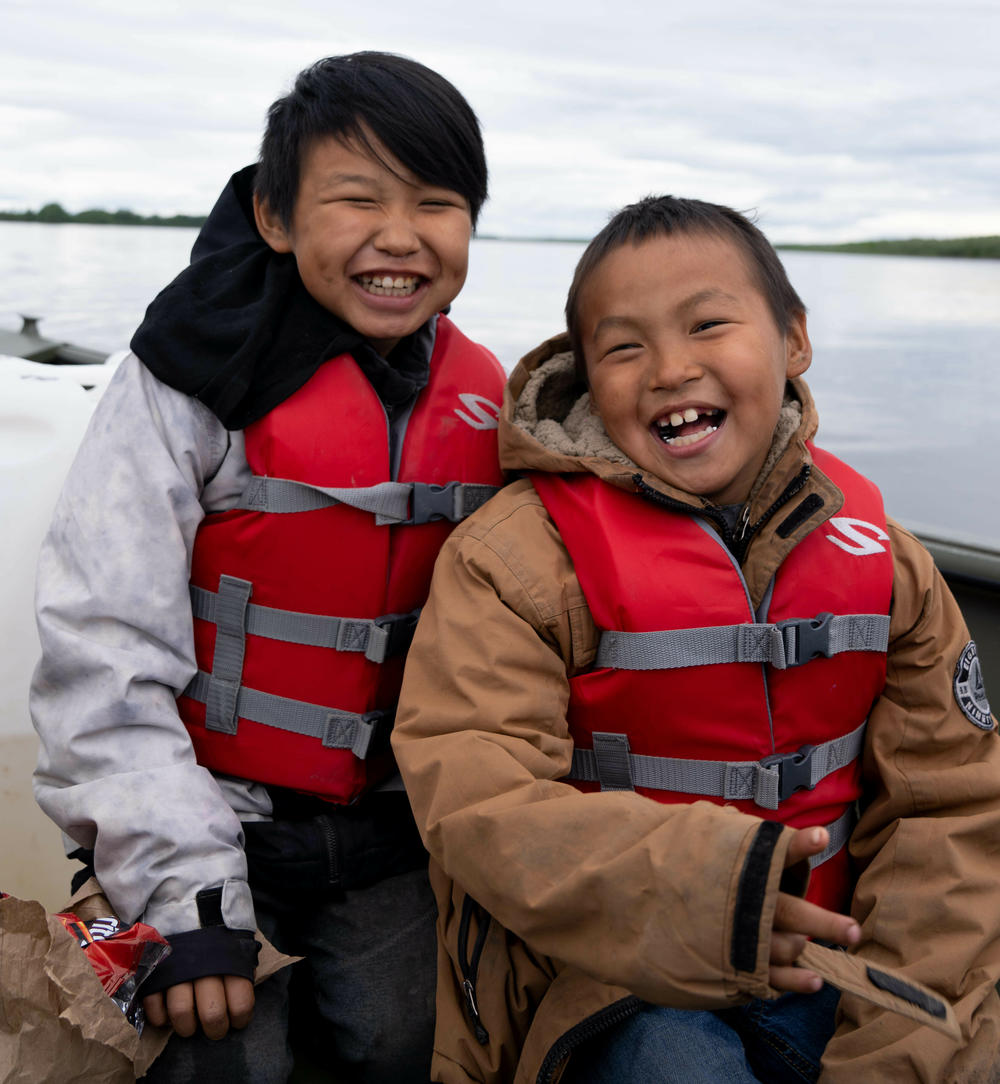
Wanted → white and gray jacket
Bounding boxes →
[31,353,271,936]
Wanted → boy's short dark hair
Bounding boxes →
[256,51,489,229]
[566,195,806,372]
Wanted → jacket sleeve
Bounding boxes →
[30,355,268,940]
[393,485,798,1008]
[819,521,1000,1081]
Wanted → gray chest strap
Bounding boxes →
[183,574,402,758]
[235,476,499,526]
[571,728,862,869]
[183,669,392,758]
[190,583,418,665]
[570,723,867,811]
[597,612,890,671]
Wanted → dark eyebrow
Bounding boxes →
[681,288,741,308]
[590,288,743,341]
[320,172,381,190]
[591,314,640,339]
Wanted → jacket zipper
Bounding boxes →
[738,465,812,557]
[535,995,643,1084]
[457,895,491,1044]
[317,814,340,890]
[632,465,812,563]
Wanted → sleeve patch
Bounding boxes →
[954,641,993,730]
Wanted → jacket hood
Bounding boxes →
[130,165,431,430]
[500,331,821,514]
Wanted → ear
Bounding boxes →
[784,309,812,378]
[253,192,294,254]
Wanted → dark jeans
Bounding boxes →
[142,866,437,1084]
[563,983,841,1084]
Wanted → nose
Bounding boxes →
[647,342,702,390]
[373,208,420,257]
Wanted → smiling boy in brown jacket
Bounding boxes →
[392,195,1000,1082]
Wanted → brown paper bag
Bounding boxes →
[1,884,299,1083]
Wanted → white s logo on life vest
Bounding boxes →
[825,517,889,556]
[454,393,500,430]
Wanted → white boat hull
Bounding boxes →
[1,356,120,906]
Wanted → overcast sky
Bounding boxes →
[3,0,997,243]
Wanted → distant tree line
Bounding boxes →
[0,202,206,228]
[777,236,1000,260]
[0,204,997,257]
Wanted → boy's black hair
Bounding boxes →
[256,52,488,229]
[565,195,806,372]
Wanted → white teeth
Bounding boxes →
[662,425,718,447]
[358,274,419,297]
[666,407,708,427]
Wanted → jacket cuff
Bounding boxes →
[729,820,798,998]
[142,877,257,937]
[139,926,260,995]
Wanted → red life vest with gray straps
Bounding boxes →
[178,315,505,803]
[532,445,893,912]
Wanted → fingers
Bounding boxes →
[193,975,232,1040]
[783,825,830,868]
[774,892,860,948]
[164,981,199,1037]
[770,963,824,995]
[223,976,256,1031]
[770,826,861,995]
[768,866,861,995]
[142,991,168,1028]
[769,930,823,994]
[769,930,807,967]
[149,977,255,1039]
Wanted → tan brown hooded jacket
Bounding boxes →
[393,335,1000,1083]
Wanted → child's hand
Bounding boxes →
[143,975,255,1039]
[769,826,861,994]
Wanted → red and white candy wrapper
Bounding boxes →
[53,912,171,1034]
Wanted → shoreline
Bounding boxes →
[1,213,997,260]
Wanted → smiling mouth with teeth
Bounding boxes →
[357,273,422,297]
[654,407,723,447]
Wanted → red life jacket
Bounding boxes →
[532,446,893,911]
[178,315,506,803]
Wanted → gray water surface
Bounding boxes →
[2,223,997,544]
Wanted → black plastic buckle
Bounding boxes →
[778,612,834,667]
[352,708,396,759]
[760,744,817,802]
[409,482,460,524]
[374,611,420,659]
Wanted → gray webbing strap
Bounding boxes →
[591,733,634,791]
[572,738,855,868]
[596,613,890,672]
[204,575,252,734]
[184,669,392,759]
[809,806,855,869]
[235,476,498,526]
[569,721,867,811]
[190,585,418,665]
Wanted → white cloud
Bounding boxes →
[2,0,997,240]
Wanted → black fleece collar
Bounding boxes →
[131,165,430,430]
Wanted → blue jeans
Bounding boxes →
[563,984,841,1084]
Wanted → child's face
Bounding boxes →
[579,231,811,505]
[255,133,472,356]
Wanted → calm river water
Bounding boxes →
[2,221,998,544]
